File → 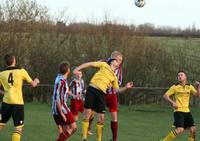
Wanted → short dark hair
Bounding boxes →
[107,58,116,65]
[178,70,186,74]
[178,70,187,75]
[4,53,15,66]
[59,61,70,74]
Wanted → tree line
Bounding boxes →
[0,0,200,104]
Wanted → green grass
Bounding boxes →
[1,103,200,141]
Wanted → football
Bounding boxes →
[135,0,145,8]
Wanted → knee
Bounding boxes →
[111,112,118,121]
[0,123,6,130]
[84,111,91,119]
[74,116,78,122]
[98,117,104,124]
[89,112,95,119]
[67,126,77,135]
[190,126,196,134]
[175,127,184,134]
[71,123,77,132]
[72,127,77,134]
[14,127,23,135]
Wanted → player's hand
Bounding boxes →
[73,69,81,75]
[126,81,134,89]
[172,102,178,109]
[31,78,40,87]
[61,113,67,122]
[194,81,200,88]
[77,94,81,100]
[34,78,40,84]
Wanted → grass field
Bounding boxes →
[1,103,200,141]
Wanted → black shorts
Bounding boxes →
[0,102,24,127]
[173,111,195,129]
[84,86,106,113]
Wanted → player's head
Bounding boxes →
[108,58,119,69]
[59,61,70,75]
[75,70,82,79]
[111,51,123,65]
[4,53,16,66]
[177,70,187,83]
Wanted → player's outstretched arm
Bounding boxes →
[30,78,40,87]
[116,81,134,94]
[73,62,96,75]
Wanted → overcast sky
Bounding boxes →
[34,0,200,29]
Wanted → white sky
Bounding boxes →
[36,0,200,29]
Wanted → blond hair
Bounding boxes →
[111,51,123,59]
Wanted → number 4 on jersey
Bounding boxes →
[8,73,14,85]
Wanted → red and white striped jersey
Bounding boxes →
[70,78,85,100]
[52,74,70,115]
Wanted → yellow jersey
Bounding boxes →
[90,62,119,93]
[166,83,197,112]
[0,67,33,105]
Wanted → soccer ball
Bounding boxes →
[135,0,145,8]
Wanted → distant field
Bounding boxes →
[1,103,200,141]
[150,37,200,60]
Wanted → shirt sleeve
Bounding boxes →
[21,68,33,83]
[166,85,175,96]
[55,81,63,103]
[190,85,197,95]
[81,79,85,90]
[93,62,107,68]
[112,76,119,90]
[69,80,74,88]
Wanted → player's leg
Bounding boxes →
[57,125,68,141]
[58,125,63,133]
[188,126,196,141]
[161,127,183,141]
[82,86,96,140]
[56,112,77,141]
[96,113,104,141]
[0,103,12,130]
[82,109,92,140]
[88,111,94,135]
[12,105,24,141]
[56,125,63,140]
[57,123,77,141]
[12,126,23,141]
[95,90,106,141]
[0,123,6,130]
[71,99,79,121]
[66,111,77,137]
[78,99,94,135]
[110,112,118,141]
[0,115,7,130]
[53,114,66,141]
[161,112,184,141]
[106,94,118,141]
[186,113,196,141]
